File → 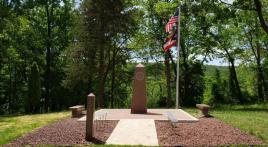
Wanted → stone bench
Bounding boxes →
[196,104,211,117]
[69,105,85,118]
[165,112,178,127]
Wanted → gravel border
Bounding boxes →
[5,117,264,146]
[5,118,118,147]
[155,118,264,146]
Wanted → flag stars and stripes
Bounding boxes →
[163,10,179,52]
[165,10,179,33]
[163,30,177,52]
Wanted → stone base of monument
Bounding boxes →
[78,109,199,122]
[131,63,147,114]
[130,109,147,114]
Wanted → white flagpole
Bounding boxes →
[176,5,181,109]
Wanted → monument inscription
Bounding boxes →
[136,72,144,81]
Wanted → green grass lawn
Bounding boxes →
[184,103,268,144]
[0,111,70,146]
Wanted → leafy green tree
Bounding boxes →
[23,0,77,112]
[238,9,268,102]
[0,0,77,114]
[0,1,28,114]
[65,0,138,108]
[253,0,268,35]
[211,69,224,104]
[204,2,243,103]
[129,0,178,107]
[220,0,268,35]
[179,61,205,106]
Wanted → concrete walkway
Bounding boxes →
[106,119,159,146]
[78,109,198,122]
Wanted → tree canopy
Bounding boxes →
[0,0,268,114]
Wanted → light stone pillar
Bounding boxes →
[131,63,147,114]
[86,93,95,140]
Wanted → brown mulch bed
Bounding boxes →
[5,118,118,147]
[155,118,264,146]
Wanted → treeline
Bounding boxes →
[204,65,268,105]
[0,0,268,114]
[0,0,77,114]
[130,0,268,106]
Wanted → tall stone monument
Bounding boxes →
[131,63,147,114]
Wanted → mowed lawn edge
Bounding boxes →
[185,104,268,144]
[0,111,70,145]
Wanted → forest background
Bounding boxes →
[0,0,268,114]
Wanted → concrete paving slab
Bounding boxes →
[106,119,158,146]
[78,109,198,122]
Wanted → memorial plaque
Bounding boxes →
[131,63,147,114]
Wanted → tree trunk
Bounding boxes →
[96,12,106,108]
[254,0,268,35]
[246,30,267,102]
[8,60,12,114]
[181,38,188,105]
[230,58,242,102]
[164,53,172,107]
[110,47,116,108]
[256,44,268,102]
[224,49,242,103]
[260,70,268,102]
[257,63,264,102]
[256,44,264,102]
[97,45,105,108]
[44,1,53,113]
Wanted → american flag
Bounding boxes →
[165,10,179,33]
[163,29,177,52]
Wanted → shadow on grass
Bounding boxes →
[0,110,69,118]
[0,113,25,118]
[211,106,268,112]
[204,103,268,112]
[231,108,268,112]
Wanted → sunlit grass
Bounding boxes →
[0,111,70,145]
[184,103,268,144]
